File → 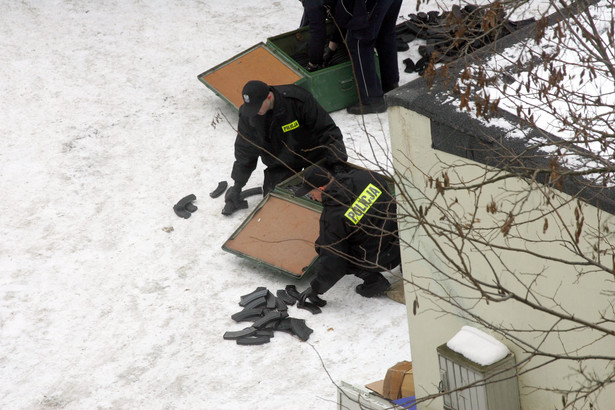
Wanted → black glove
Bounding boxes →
[226,185,241,202]
[298,287,327,307]
[305,62,322,72]
[221,185,248,216]
[323,46,335,67]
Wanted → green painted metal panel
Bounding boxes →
[198,24,380,113]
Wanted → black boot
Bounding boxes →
[383,83,399,93]
[346,98,387,115]
[355,274,391,297]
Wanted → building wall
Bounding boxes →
[388,105,615,410]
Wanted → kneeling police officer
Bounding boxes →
[295,165,401,306]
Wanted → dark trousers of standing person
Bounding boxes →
[300,0,343,68]
[300,0,328,66]
[347,0,402,106]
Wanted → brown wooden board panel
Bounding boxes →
[223,195,320,277]
[200,44,302,109]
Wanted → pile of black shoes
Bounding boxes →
[223,285,322,346]
[395,4,535,75]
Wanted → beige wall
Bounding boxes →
[387,105,615,409]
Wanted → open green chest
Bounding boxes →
[198,25,377,113]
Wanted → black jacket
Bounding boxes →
[310,169,400,294]
[334,0,371,31]
[231,85,347,189]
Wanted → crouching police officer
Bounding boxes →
[295,166,401,306]
[223,80,348,215]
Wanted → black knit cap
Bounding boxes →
[241,80,269,117]
[295,166,332,197]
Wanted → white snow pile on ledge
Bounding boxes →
[447,326,510,366]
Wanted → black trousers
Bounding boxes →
[300,0,328,65]
[347,241,401,282]
[346,0,402,103]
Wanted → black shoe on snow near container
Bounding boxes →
[346,98,387,115]
[355,278,391,298]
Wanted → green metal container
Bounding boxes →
[221,163,393,279]
[198,25,377,113]
[222,190,322,279]
[266,26,363,112]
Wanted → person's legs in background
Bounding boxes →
[346,0,396,114]
[347,35,378,101]
[376,0,402,93]
[301,0,329,70]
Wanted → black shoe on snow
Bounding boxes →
[356,278,391,298]
[346,98,387,115]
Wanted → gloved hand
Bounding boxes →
[305,62,322,72]
[298,286,327,307]
[221,185,248,216]
[226,185,241,202]
[323,46,335,67]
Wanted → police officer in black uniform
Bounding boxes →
[295,166,400,305]
[223,80,347,215]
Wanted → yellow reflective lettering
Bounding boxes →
[281,120,299,133]
[369,186,382,197]
[345,209,358,224]
[359,194,371,207]
[344,183,382,224]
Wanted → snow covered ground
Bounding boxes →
[0,1,557,408]
[1,2,419,409]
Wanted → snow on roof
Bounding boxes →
[447,326,510,366]
[401,0,614,198]
[387,1,615,211]
[462,0,614,164]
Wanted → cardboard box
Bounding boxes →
[384,361,413,400]
[400,364,415,398]
[366,361,415,401]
